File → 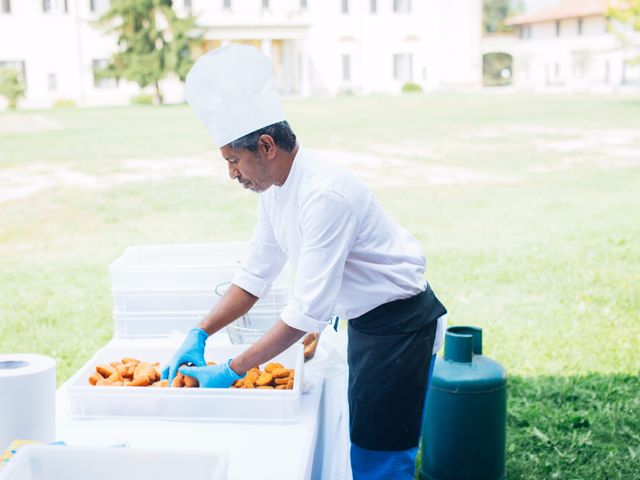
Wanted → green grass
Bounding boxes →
[1,93,639,478]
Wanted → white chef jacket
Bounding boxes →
[232,147,446,352]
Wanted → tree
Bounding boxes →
[483,0,525,34]
[96,0,201,104]
[607,0,640,65]
[0,68,26,110]
[167,14,200,82]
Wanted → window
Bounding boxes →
[89,0,110,14]
[223,0,231,8]
[393,0,411,13]
[393,53,413,81]
[1,0,10,14]
[341,0,348,14]
[555,20,561,37]
[519,24,532,39]
[577,18,582,35]
[342,54,351,82]
[47,73,57,92]
[184,0,191,7]
[43,0,68,13]
[92,59,117,88]
[262,0,269,8]
[300,0,307,8]
[370,0,376,13]
[0,60,26,86]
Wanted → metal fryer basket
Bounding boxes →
[215,282,288,344]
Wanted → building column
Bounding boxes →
[299,40,311,96]
[261,39,273,59]
[282,40,292,94]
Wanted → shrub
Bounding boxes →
[53,99,76,108]
[130,93,154,105]
[0,68,26,109]
[401,82,423,93]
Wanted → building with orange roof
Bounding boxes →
[482,0,639,91]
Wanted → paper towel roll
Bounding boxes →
[0,354,56,451]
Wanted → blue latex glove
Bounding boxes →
[161,328,208,383]
[178,359,244,388]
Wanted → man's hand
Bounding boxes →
[161,328,208,383]
[179,359,243,388]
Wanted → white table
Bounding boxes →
[54,335,352,480]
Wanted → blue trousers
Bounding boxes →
[350,354,437,480]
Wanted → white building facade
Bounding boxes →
[0,0,482,109]
[482,0,640,92]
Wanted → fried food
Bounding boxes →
[230,362,296,390]
[183,375,199,388]
[88,372,103,385]
[264,363,284,374]
[116,363,134,379]
[128,376,150,387]
[133,362,153,381]
[303,332,320,361]
[107,371,123,383]
[255,372,273,387]
[271,368,289,379]
[172,373,185,388]
[96,364,116,378]
[245,371,259,384]
[90,357,297,392]
[96,378,115,386]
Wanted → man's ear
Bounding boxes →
[259,134,277,159]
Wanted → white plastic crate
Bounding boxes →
[0,445,228,480]
[109,242,250,291]
[113,311,210,338]
[109,243,292,338]
[112,285,290,338]
[67,343,303,423]
[112,289,219,315]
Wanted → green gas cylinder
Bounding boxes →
[421,326,507,480]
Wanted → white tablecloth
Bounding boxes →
[54,334,352,480]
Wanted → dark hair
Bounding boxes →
[228,120,297,152]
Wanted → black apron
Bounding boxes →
[348,283,446,451]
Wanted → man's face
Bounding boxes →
[220,145,272,193]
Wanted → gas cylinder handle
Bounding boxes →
[444,326,483,363]
[448,326,483,355]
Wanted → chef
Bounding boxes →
[162,44,447,480]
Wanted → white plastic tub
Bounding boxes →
[112,289,219,315]
[113,311,210,338]
[109,243,250,290]
[0,445,228,480]
[67,344,303,423]
[112,286,290,339]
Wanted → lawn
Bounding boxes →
[1,93,639,479]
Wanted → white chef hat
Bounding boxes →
[185,44,285,147]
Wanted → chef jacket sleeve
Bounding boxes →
[232,197,288,298]
[280,190,358,332]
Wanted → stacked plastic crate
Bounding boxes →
[109,242,290,340]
